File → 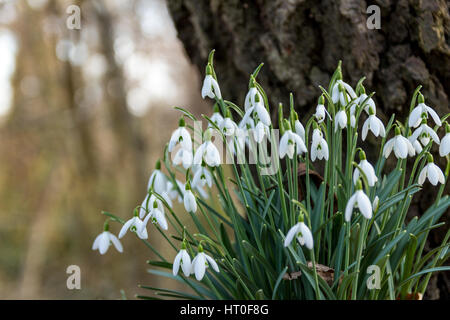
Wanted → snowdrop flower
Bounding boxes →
[439,123,450,157]
[244,84,260,111]
[362,110,385,141]
[383,126,415,159]
[173,147,193,169]
[311,127,329,161]
[201,64,222,100]
[167,179,185,203]
[410,117,440,146]
[139,194,165,218]
[173,242,192,277]
[294,119,305,142]
[219,115,237,136]
[142,201,168,231]
[331,80,357,106]
[193,129,221,167]
[92,223,123,255]
[345,180,372,222]
[409,94,441,128]
[357,90,376,115]
[353,151,378,187]
[314,95,330,123]
[168,118,192,152]
[283,214,313,249]
[241,93,271,126]
[119,214,148,239]
[279,122,307,159]
[253,121,270,143]
[418,154,445,186]
[334,109,348,131]
[209,105,224,127]
[147,160,167,195]
[191,243,219,281]
[183,184,197,213]
[192,163,213,189]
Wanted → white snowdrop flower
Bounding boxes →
[362,111,385,141]
[241,95,272,126]
[172,147,193,169]
[139,194,166,218]
[279,128,307,159]
[119,215,148,239]
[142,201,168,231]
[331,80,357,105]
[220,116,237,136]
[311,127,329,161]
[193,129,221,167]
[244,86,260,111]
[183,185,197,213]
[372,196,380,213]
[409,95,441,128]
[334,109,348,132]
[192,164,213,189]
[418,154,445,186]
[191,244,220,281]
[166,179,186,203]
[209,105,224,127]
[168,118,192,152]
[228,127,247,158]
[147,161,167,195]
[383,127,415,159]
[253,121,270,143]
[92,228,123,255]
[283,216,313,249]
[439,123,450,157]
[314,96,331,123]
[410,117,440,146]
[201,65,222,100]
[345,182,372,222]
[173,243,192,277]
[353,151,378,187]
[294,119,305,142]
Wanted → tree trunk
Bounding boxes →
[166,0,450,299]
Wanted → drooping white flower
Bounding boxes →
[439,124,450,157]
[142,202,168,231]
[92,230,123,255]
[139,193,166,218]
[311,128,329,161]
[147,161,167,194]
[283,220,313,250]
[409,118,440,146]
[173,244,192,277]
[294,119,305,142]
[173,147,193,169]
[253,121,270,143]
[334,109,348,131]
[279,129,307,159]
[314,96,331,123]
[220,117,237,136]
[353,152,378,187]
[191,245,220,281]
[193,129,221,167]
[201,70,222,100]
[418,155,445,186]
[409,95,441,128]
[244,86,260,111]
[192,164,213,189]
[362,112,385,141]
[168,118,192,152]
[357,92,376,115]
[118,215,148,239]
[183,186,197,213]
[331,80,357,105]
[383,127,415,159]
[209,105,224,127]
[345,187,372,222]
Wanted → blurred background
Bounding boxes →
[0,0,448,299]
[0,0,209,299]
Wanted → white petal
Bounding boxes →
[299,223,313,250]
[194,254,206,281]
[418,166,427,185]
[279,132,289,159]
[383,139,394,158]
[356,191,373,219]
[181,250,192,277]
[345,193,358,222]
[408,106,422,128]
[362,119,369,141]
[205,254,220,273]
[425,105,441,127]
[109,233,123,253]
[99,232,110,255]
[439,134,450,157]
[394,136,408,159]
[427,163,439,185]
[284,223,301,247]
[118,219,134,239]
[173,252,182,276]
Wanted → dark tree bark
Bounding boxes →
[167,0,450,299]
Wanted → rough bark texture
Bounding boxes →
[167,0,450,299]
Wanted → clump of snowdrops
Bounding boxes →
[94,50,450,300]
